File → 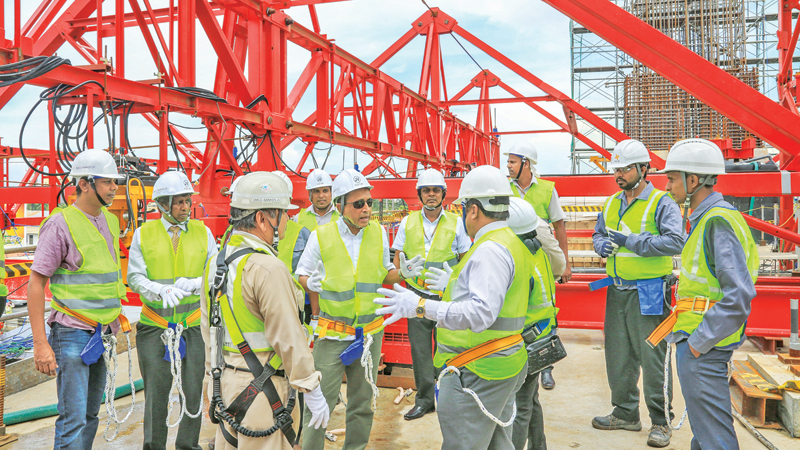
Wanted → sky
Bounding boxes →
[0,0,577,184]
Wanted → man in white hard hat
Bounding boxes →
[390,168,471,421]
[505,142,569,389]
[28,149,128,449]
[201,171,329,450]
[646,139,758,450]
[127,170,217,450]
[589,139,684,448]
[376,165,530,450]
[296,168,424,450]
[298,169,339,231]
[507,197,559,450]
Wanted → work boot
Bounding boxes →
[591,414,642,431]
[540,367,555,390]
[647,424,671,448]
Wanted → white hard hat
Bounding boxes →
[608,139,651,169]
[271,171,294,197]
[306,169,333,190]
[454,165,513,212]
[332,168,373,201]
[508,197,539,235]
[70,149,125,179]
[416,168,447,189]
[503,142,538,165]
[231,172,299,210]
[152,171,196,200]
[658,139,726,175]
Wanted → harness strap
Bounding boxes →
[445,334,524,368]
[51,300,130,333]
[218,422,238,448]
[317,316,384,338]
[141,304,201,328]
[646,297,718,347]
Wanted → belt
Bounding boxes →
[141,304,202,329]
[317,316,384,339]
[588,276,638,291]
[54,300,131,333]
[406,283,442,300]
[646,297,718,347]
[445,334,523,368]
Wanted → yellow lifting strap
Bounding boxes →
[141,304,202,329]
[317,316,384,339]
[646,297,718,348]
[446,334,524,369]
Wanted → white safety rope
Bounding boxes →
[102,333,137,441]
[361,333,380,411]
[663,343,688,430]
[436,366,516,427]
[164,324,203,428]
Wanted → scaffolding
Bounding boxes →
[570,0,796,173]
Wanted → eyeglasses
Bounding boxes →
[345,198,373,209]
[613,165,636,174]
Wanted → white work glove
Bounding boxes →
[310,318,319,334]
[173,277,197,294]
[159,285,189,309]
[305,385,330,430]
[424,263,453,293]
[399,253,425,279]
[374,284,420,326]
[306,261,324,293]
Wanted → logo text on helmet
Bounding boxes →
[260,184,272,192]
[353,175,362,183]
[183,180,191,188]
[316,176,323,183]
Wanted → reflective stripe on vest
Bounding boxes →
[674,206,759,348]
[402,210,459,291]
[138,220,208,328]
[433,227,529,380]
[49,205,124,325]
[317,220,388,339]
[603,188,673,280]
[511,179,555,222]
[298,208,339,232]
[525,248,557,339]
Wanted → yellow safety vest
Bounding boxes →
[0,234,7,297]
[298,207,339,232]
[277,220,305,291]
[525,246,557,339]
[402,210,459,291]
[511,179,555,222]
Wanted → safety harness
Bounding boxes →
[207,243,300,448]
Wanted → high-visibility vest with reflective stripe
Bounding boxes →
[317,221,388,339]
[525,246,557,339]
[0,237,7,297]
[603,188,673,280]
[138,219,208,328]
[298,208,339,232]
[203,233,275,353]
[433,227,530,380]
[511,179,555,222]
[49,205,125,325]
[402,210,459,291]
[674,206,759,348]
[277,220,305,291]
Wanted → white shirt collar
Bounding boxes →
[421,208,445,225]
[336,216,365,238]
[307,204,335,219]
[513,177,538,193]
[474,220,508,242]
[161,216,187,232]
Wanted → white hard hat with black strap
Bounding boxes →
[416,168,447,211]
[454,165,514,217]
[331,168,374,230]
[152,171,197,226]
[69,149,125,207]
[503,142,538,181]
[231,171,298,249]
[609,139,651,190]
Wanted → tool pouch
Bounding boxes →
[339,327,364,366]
[637,278,666,316]
[80,324,106,366]
[525,330,567,375]
[163,322,187,362]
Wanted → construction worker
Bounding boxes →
[649,139,758,450]
[507,198,557,450]
[28,149,128,449]
[376,165,531,450]
[127,171,217,450]
[201,171,329,450]
[589,139,684,448]
[390,168,471,421]
[296,169,337,325]
[296,168,425,450]
[0,231,7,318]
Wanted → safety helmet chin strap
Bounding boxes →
[679,171,717,229]
[270,210,283,250]
[418,188,446,211]
[87,177,113,208]
[339,195,367,230]
[512,156,527,182]
[155,195,191,226]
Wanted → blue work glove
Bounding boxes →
[606,227,630,248]
[597,238,618,258]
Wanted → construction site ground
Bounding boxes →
[4,328,797,449]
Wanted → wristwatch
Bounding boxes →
[416,297,426,318]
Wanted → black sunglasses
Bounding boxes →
[345,198,373,209]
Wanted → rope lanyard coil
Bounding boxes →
[435,366,517,428]
[102,333,137,441]
[663,343,688,430]
[361,333,380,411]
[164,324,203,428]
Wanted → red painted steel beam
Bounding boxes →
[743,213,800,246]
[542,0,800,170]
[441,96,556,106]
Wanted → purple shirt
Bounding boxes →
[31,206,121,333]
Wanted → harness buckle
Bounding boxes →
[613,277,624,287]
[691,296,711,315]
[333,321,348,334]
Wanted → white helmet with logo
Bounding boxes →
[454,165,513,212]
[332,168,373,202]
[271,171,294,197]
[152,171,196,200]
[416,168,447,189]
[231,172,298,211]
[608,139,651,169]
[659,139,726,175]
[70,149,125,179]
[306,169,334,190]
[508,197,539,235]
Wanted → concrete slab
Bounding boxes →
[3,330,799,449]
[748,353,800,438]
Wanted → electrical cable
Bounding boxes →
[0,55,71,88]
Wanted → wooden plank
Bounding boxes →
[729,360,783,428]
[791,365,800,377]
[778,353,800,365]
[749,354,800,437]
[730,361,782,400]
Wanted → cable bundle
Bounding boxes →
[0,55,70,88]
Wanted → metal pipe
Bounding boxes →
[4,245,37,253]
[791,298,800,357]
[0,306,50,322]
